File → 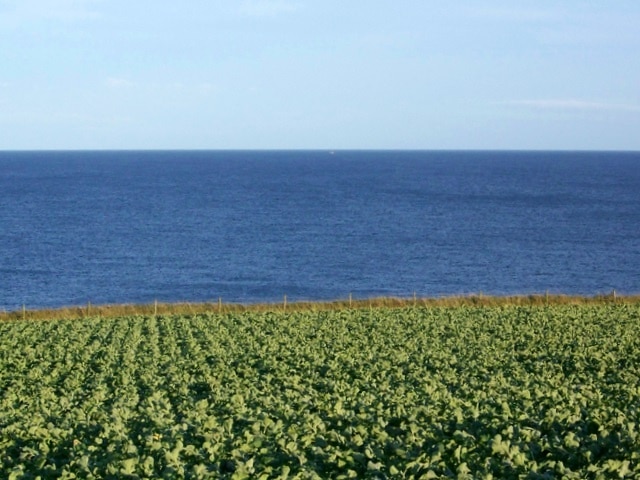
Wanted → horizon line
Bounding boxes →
[2,148,640,153]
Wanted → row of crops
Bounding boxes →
[1,304,639,478]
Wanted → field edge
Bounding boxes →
[3,292,639,322]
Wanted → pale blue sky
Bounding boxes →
[1,0,639,150]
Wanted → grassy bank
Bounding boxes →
[2,292,638,322]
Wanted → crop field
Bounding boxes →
[1,305,639,479]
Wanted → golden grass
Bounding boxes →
[2,292,639,322]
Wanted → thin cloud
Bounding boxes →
[461,6,562,23]
[105,77,135,89]
[104,78,218,96]
[197,82,216,94]
[0,109,132,127]
[238,0,300,17]
[1,0,101,23]
[507,99,640,113]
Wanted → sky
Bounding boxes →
[1,0,639,150]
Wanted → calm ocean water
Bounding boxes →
[1,150,639,311]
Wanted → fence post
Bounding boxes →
[283,294,287,311]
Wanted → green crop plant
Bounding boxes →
[0,304,639,478]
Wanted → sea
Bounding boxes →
[1,150,639,311]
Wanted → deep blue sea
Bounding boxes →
[1,150,639,311]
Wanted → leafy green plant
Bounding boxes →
[1,305,639,477]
